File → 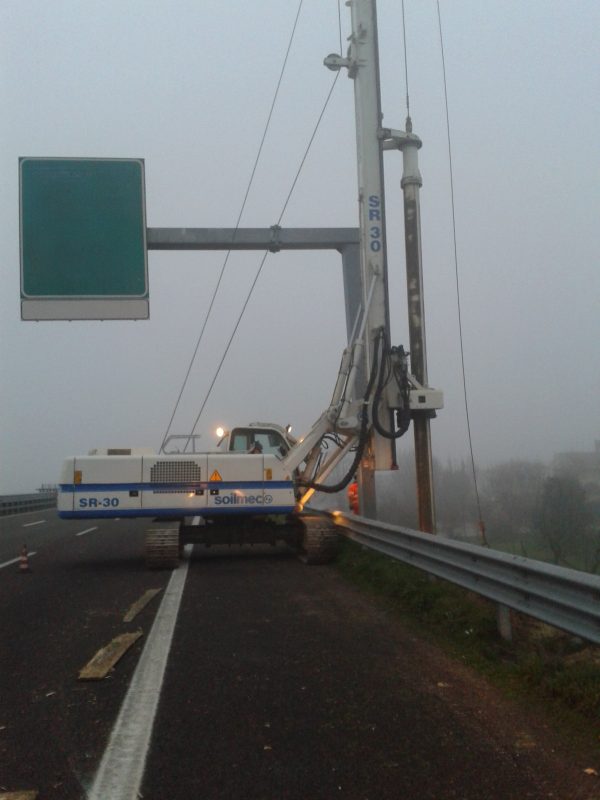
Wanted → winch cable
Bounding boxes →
[186,70,342,445]
[437,1,488,545]
[159,0,305,452]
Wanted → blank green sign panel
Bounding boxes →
[20,158,149,320]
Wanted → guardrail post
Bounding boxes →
[497,605,513,642]
[334,511,600,645]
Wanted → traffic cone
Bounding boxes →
[19,544,31,573]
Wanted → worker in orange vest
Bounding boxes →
[348,480,359,514]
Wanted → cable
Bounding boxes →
[337,0,343,54]
[159,0,305,452]
[185,250,268,448]
[436,1,488,546]
[276,72,340,226]
[186,71,342,443]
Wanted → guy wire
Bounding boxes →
[159,0,305,451]
[437,0,488,546]
[186,71,341,442]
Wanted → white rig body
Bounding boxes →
[58,448,296,520]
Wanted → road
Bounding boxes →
[0,509,597,799]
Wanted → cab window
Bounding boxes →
[230,431,250,452]
[229,428,289,456]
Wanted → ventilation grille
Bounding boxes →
[150,461,202,484]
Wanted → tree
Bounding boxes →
[534,475,593,568]
[480,460,546,548]
[433,459,478,538]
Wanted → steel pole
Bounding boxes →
[400,124,436,533]
[346,0,395,519]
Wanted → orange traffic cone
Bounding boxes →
[19,544,31,573]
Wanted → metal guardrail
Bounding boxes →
[331,512,600,645]
[0,493,57,517]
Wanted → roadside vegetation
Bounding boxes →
[335,537,600,732]
[379,447,600,574]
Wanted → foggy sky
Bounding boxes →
[1,0,599,494]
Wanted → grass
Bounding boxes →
[335,538,600,731]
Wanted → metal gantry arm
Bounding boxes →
[281,274,380,497]
[281,412,336,475]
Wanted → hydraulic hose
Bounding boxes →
[372,332,411,440]
[297,331,381,494]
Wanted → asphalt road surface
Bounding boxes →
[0,509,597,799]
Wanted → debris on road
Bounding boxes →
[79,631,143,680]
[123,588,162,623]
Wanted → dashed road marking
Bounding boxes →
[0,552,37,571]
[22,520,45,528]
[88,545,192,800]
[76,526,98,537]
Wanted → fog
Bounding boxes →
[1,0,599,494]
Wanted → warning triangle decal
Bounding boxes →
[209,470,223,482]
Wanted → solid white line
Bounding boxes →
[88,544,192,800]
[76,526,98,537]
[23,520,45,527]
[0,551,38,570]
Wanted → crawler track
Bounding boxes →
[299,514,340,564]
[145,525,180,569]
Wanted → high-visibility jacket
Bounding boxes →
[348,481,359,514]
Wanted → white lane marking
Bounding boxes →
[88,544,193,800]
[0,551,38,570]
[76,526,98,537]
[23,520,46,527]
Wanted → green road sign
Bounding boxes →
[20,157,149,320]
